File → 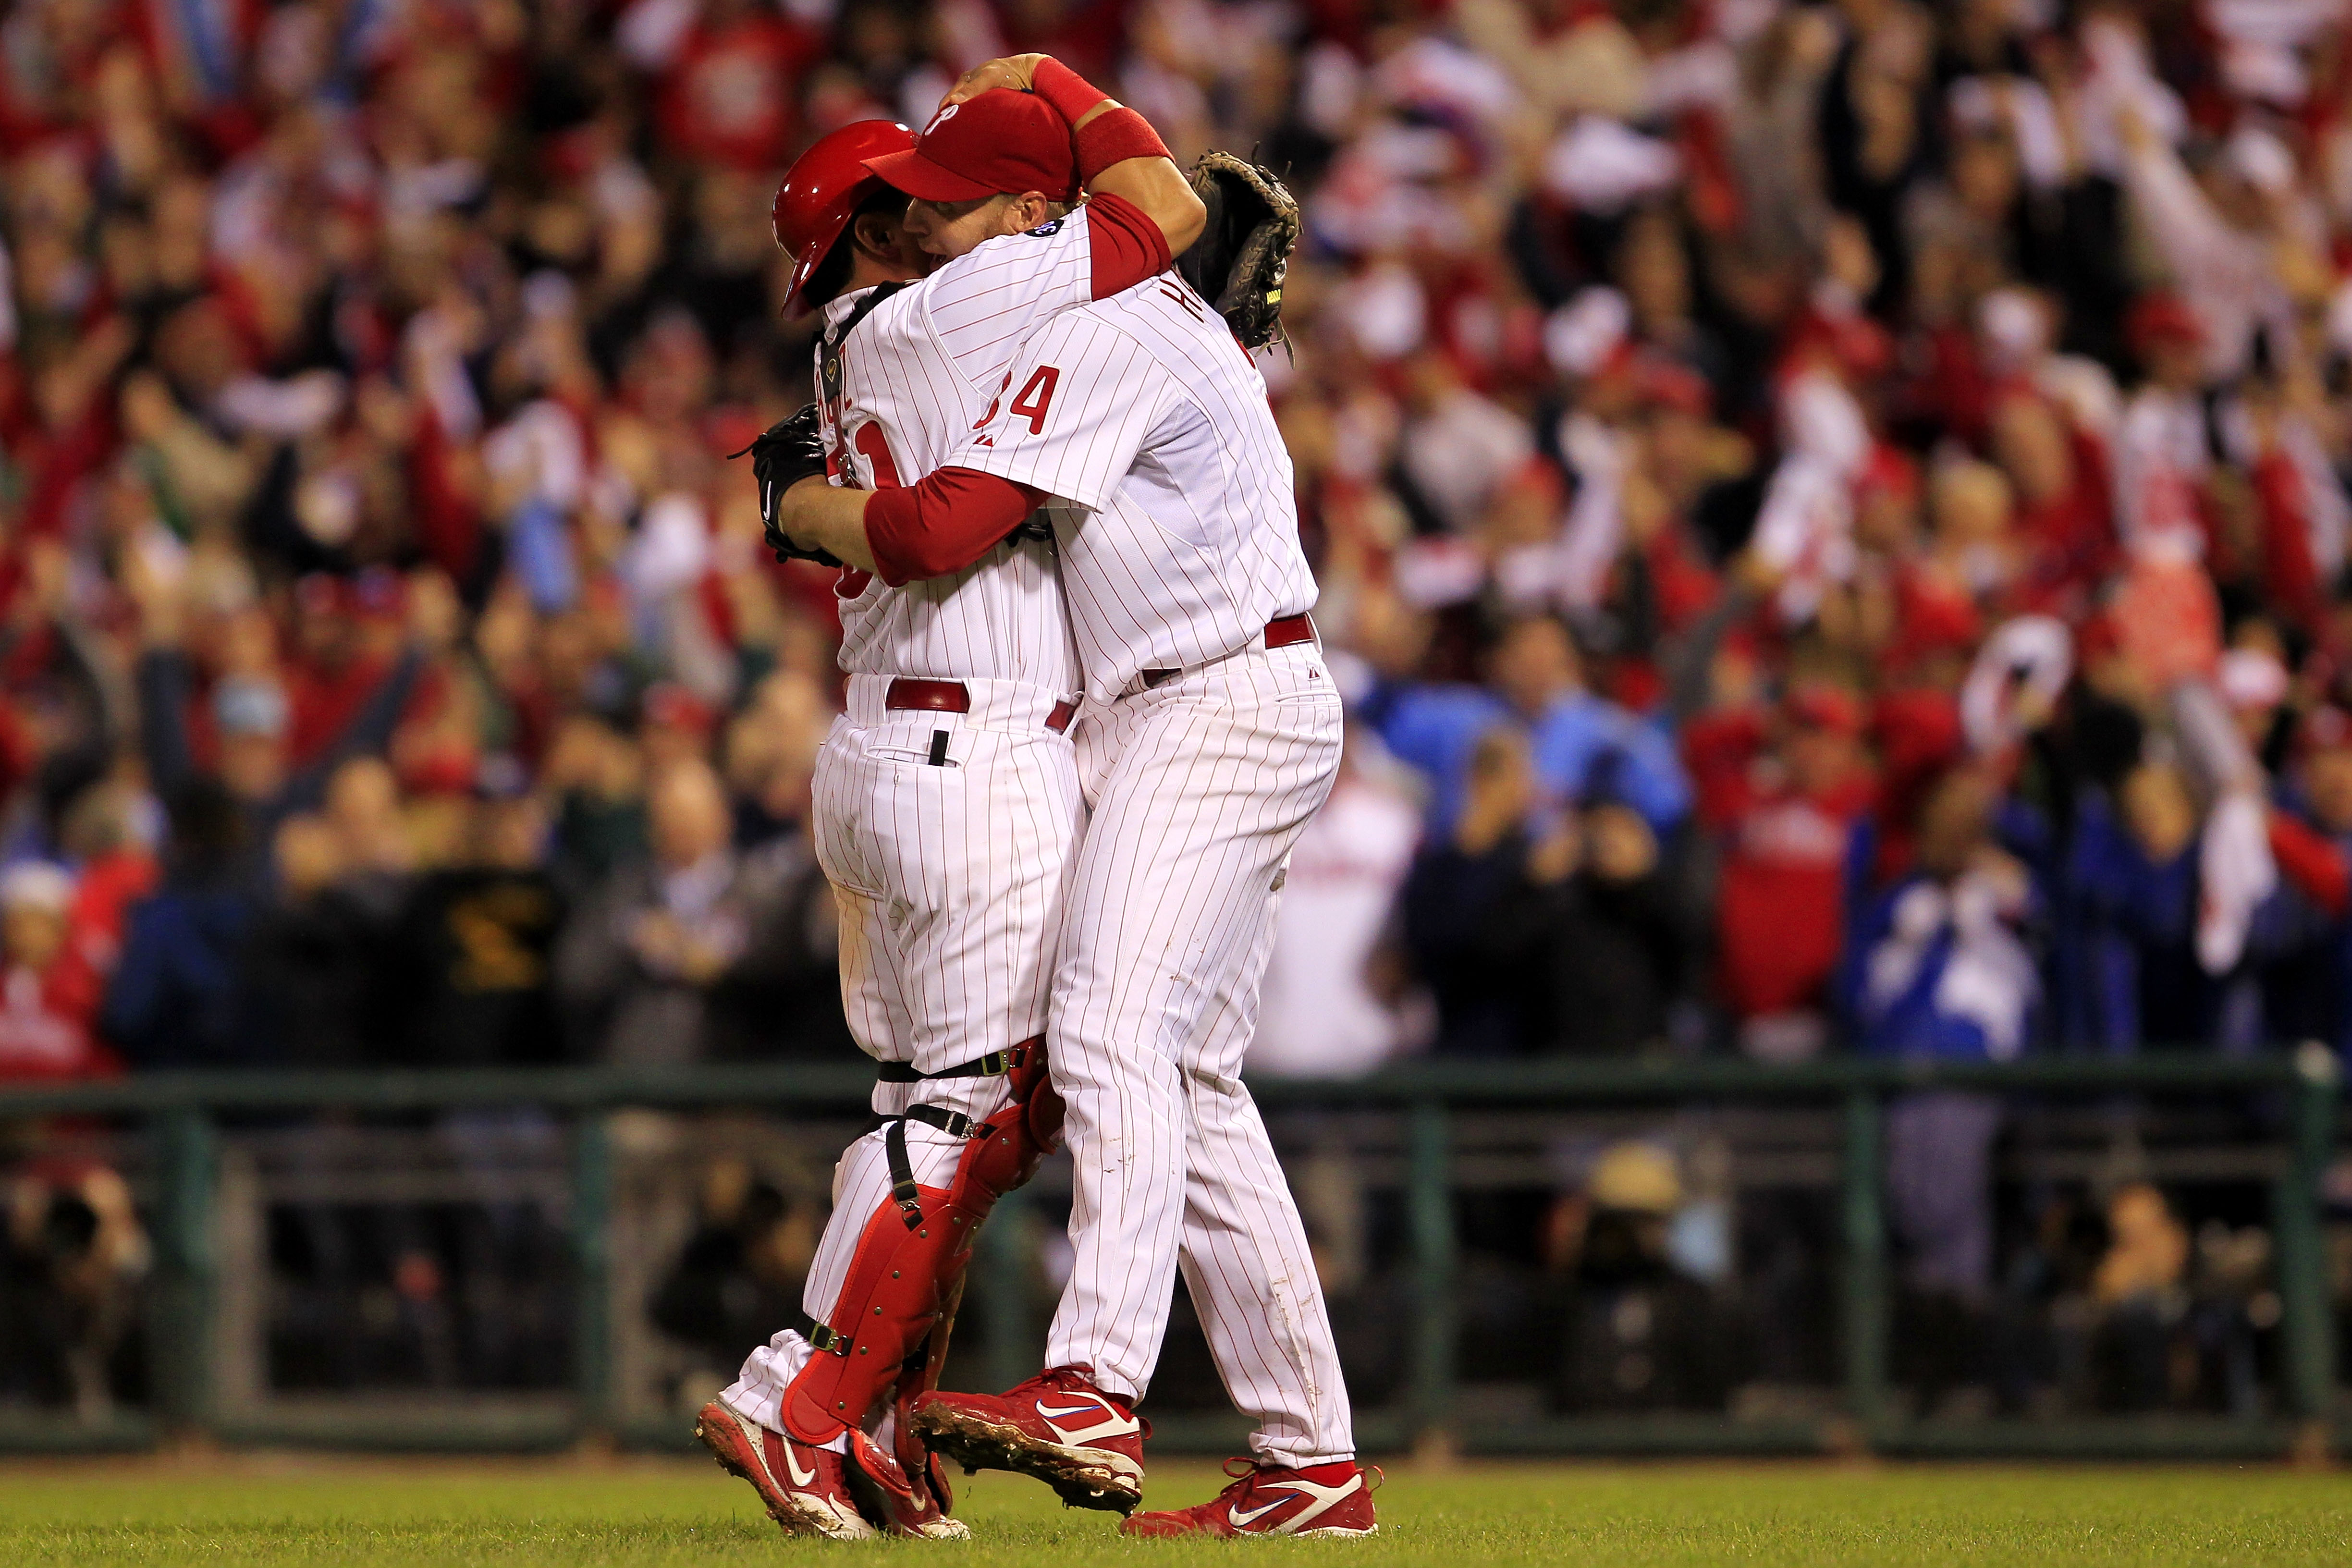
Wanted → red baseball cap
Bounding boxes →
[863,89,1078,205]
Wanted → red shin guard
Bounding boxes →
[780,1040,1064,1450]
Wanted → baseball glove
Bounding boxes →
[1175,149,1300,353]
[732,404,841,567]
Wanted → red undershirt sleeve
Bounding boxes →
[1084,191,1174,300]
[863,468,1048,586]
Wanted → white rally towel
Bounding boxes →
[2197,792,2278,975]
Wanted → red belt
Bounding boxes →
[1263,612,1315,649]
[884,677,1074,733]
[1141,614,1316,689]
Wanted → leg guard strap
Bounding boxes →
[780,1039,1061,1448]
[882,1105,986,1229]
[876,1050,1014,1083]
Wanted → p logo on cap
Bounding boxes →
[862,88,1078,205]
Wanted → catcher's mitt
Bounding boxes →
[1176,149,1300,352]
[731,404,841,567]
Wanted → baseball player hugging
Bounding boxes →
[764,55,1377,1543]
[692,61,1215,1543]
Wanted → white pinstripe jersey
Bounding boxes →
[944,274,1319,697]
[816,208,1112,693]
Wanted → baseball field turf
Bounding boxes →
[0,1457,2346,1567]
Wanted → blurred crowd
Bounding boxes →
[3,0,2352,1417]
[1252,0,2352,1083]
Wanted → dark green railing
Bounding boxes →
[0,1050,2340,1458]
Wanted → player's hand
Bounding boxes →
[1003,511,1054,547]
[940,53,1050,110]
[733,407,842,567]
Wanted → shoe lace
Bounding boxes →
[1138,1461,1278,1525]
[1008,1363,1096,1397]
[1008,1364,1149,1434]
[1212,1456,1368,1500]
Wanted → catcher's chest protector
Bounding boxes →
[781,1041,1060,1448]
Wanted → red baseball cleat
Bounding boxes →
[908,1364,1148,1513]
[694,1400,875,1540]
[1120,1456,1380,1538]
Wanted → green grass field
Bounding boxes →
[0,1457,2345,1567]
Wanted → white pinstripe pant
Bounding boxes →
[813,682,1084,1076]
[724,680,1081,1445]
[1044,640,1354,1465]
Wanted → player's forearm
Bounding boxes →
[1090,154,1207,256]
[779,477,880,573]
[779,470,1044,583]
[865,469,1046,585]
[1031,60,1207,257]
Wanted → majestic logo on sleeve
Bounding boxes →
[1025,218,1064,237]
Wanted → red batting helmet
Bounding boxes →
[773,119,917,314]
